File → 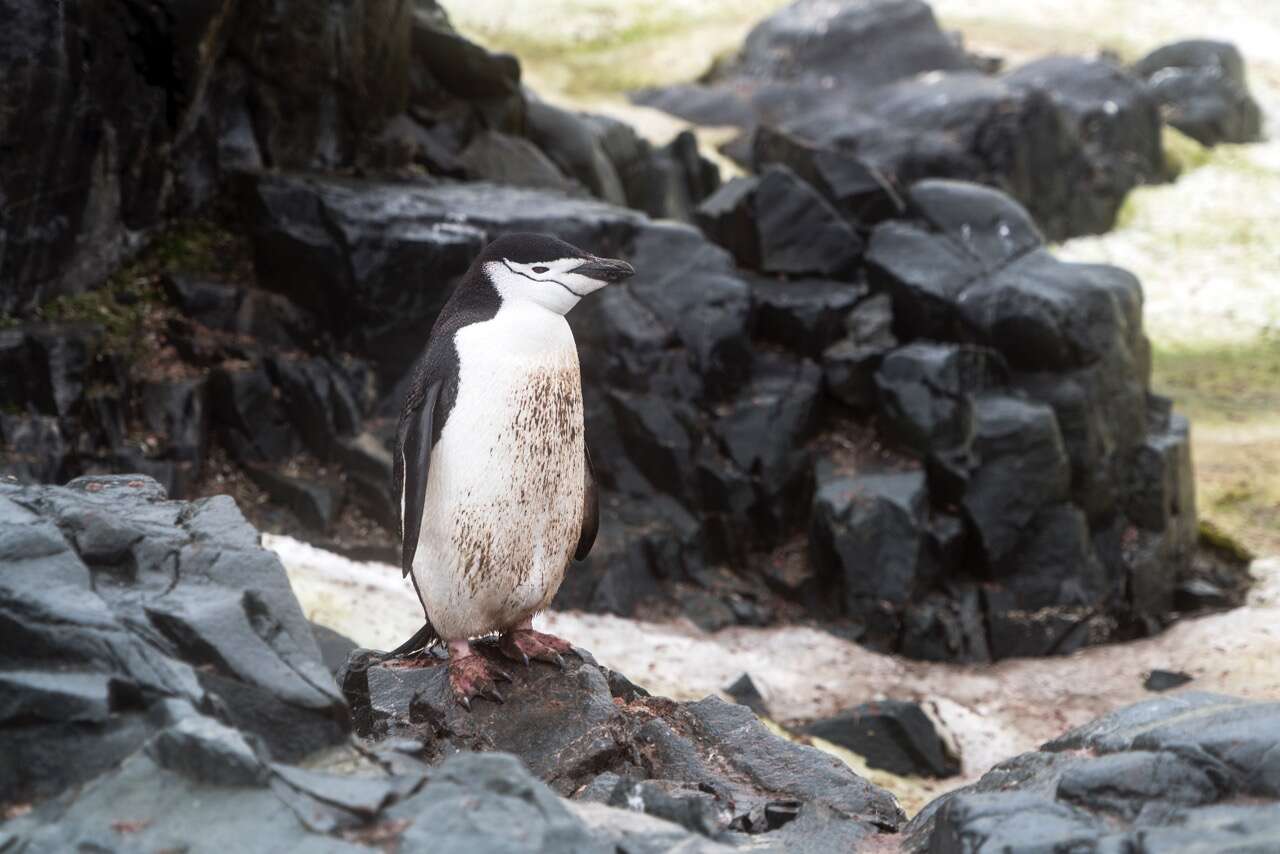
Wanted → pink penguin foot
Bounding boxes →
[498,628,578,670]
[447,643,511,711]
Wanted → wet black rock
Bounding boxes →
[810,466,931,620]
[0,0,413,313]
[1134,40,1264,146]
[1005,56,1165,198]
[1143,669,1194,692]
[339,643,905,847]
[0,476,348,804]
[696,165,863,276]
[905,693,1280,852]
[635,0,1233,239]
[804,700,959,779]
[724,672,770,718]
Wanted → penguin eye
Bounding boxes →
[532,266,549,274]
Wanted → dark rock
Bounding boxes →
[1144,669,1194,692]
[148,713,268,787]
[1005,56,1165,206]
[458,130,581,193]
[822,294,898,411]
[751,278,865,357]
[0,415,69,483]
[751,125,904,224]
[619,130,722,223]
[0,323,101,419]
[310,622,360,677]
[525,99,628,205]
[726,0,974,91]
[804,700,959,778]
[961,395,1070,566]
[209,363,300,463]
[1,0,413,311]
[0,476,347,805]
[1133,40,1264,146]
[268,355,364,459]
[244,464,344,533]
[810,466,931,620]
[905,693,1280,852]
[874,342,1006,455]
[724,673,770,718]
[139,378,208,465]
[696,165,863,276]
[344,642,904,845]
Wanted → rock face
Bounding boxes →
[1133,40,1264,146]
[636,0,1180,240]
[0,478,902,852]
[904,693,1280,852]
[0,0,716,314]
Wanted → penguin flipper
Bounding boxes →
[574,444,599,560]
[396,379,443,579]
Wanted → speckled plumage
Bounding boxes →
[392,233,624,650]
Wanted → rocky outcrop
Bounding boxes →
[0,476,902,852]
[0,0,716,315]
[0,475,348,803]
[1133,40,1264,146]
[904,693,1280,852]
[636,0,1185,240]
[338,645,905,846]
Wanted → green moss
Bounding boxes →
[1162,126,1212,178]
[1198,519,1255,564]
[29,219,244,365]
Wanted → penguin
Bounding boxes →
[388,232,634,708]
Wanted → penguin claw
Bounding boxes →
[485,687,505,704]
[498,628,577,670]
[457,695,471,712]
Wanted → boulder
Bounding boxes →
[339,642,905,846]
[695,165,863,276]
[810,466,931,621]
[635,0,1199,239]
[0,476,348,804]
[905,693,1280,852]
[1133,40,1264,146]
[804,700,959,778]
[1005,56,1165,203]
[822,293,898,412]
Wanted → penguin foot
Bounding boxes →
[448,653,511,710]
[499,629,577,670]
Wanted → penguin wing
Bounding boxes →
[575,444,599,560]
[395,377,444,579]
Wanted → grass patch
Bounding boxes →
[1152,335,1280,421]
[1161,126,1212,179]
[1152,334,1280,556]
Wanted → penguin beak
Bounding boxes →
[573,256,635,284]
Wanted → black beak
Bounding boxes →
[574,256,635,283]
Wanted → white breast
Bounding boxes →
[412,300,586,640]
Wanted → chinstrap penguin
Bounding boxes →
[388,233,634,707]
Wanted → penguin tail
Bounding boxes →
[381,621,440,659]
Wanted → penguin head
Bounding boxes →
[478,233,635,315]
